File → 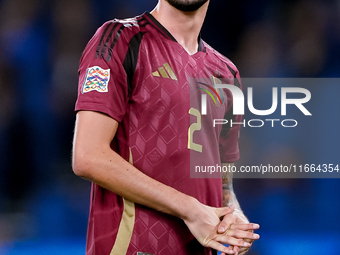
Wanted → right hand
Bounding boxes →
[218,208,260,255]
[183,202,259,254]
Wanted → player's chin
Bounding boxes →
[165,0,209,12]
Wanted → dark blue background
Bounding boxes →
[0,0,339,254]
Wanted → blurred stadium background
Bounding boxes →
[0,0,339,254]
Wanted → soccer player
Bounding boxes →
[72,0,259,255]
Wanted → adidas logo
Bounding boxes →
[152,63,178,81]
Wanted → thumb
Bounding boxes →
[215,204,235,218]
[216,204,235,234]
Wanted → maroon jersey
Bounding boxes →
[75,12,242,255]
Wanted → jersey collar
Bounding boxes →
[143,12,206,53]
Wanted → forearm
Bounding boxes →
[73,141,197,220]
[222,163,241,211]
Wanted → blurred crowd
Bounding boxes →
[0,0,339,252]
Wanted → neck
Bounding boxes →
[151,1,209,55]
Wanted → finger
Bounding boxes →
[216,206,236,233]
[207,240,235,254]
[233,245,240,255]
[237,247,250,255]
[243,229,257,245]
[227,229,260,240]
[217,210,237,233]
[218,219,234,234]
[221,245,240,255]
[218,244,231,255]
[230,223,260,231]
[215,235,252,248]
[216,204,235,218]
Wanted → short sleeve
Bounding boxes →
[219,72,242,163]
[75,21,129,122]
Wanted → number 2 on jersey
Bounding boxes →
[188,108,202,153]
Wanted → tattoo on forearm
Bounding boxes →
[222,163,242,211]
[222,169,233,207]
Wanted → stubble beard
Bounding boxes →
[165,0,209,12]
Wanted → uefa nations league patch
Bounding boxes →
[82,66,110,94]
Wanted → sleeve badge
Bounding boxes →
[82,66,110,94]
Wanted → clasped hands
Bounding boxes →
[184,203,260,255]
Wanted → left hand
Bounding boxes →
[217,208,259,255]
